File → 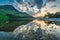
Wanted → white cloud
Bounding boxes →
[13,0,60,17]
[45,0,60,13]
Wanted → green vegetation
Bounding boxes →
[0,8,33,32]
[0,14,9,26]
[45,12,60,18]
[0,9,27,17]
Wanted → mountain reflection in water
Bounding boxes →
[0,19,60,40]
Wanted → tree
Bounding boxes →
[0,14,9,26]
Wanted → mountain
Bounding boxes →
[0,5,16,10]
[0,5,21,12]
[0,5,33,31]
[0,5,33,18]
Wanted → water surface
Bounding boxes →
[0,18,60,40]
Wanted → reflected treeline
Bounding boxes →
[0,20,32,32]
[45,20,60,26]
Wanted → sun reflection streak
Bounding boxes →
[32,19,47,30]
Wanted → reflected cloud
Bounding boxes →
[32,19,47,30]
[13,19,60,40]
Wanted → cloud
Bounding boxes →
[13,0,60,17]
[47,0,56,2]
[13,0,44,16]
[45,0,60,13]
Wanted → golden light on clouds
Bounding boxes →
[32,7,48,17]
[32,6,60,17]
[47,7,60,13]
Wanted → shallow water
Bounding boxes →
[0,18,60,40]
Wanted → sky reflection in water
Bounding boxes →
[13,19,60,40]
[0,19,60,40]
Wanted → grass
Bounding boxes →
[0,14,9,26]
[0,8,33,32]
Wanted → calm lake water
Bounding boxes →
[0,18,60,40]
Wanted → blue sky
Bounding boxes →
[0,0,14,5]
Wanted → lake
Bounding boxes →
[0,18,60,40]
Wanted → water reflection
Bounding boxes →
[0,19,60,40]
[14,19,60,40]
[0,20,32,32]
